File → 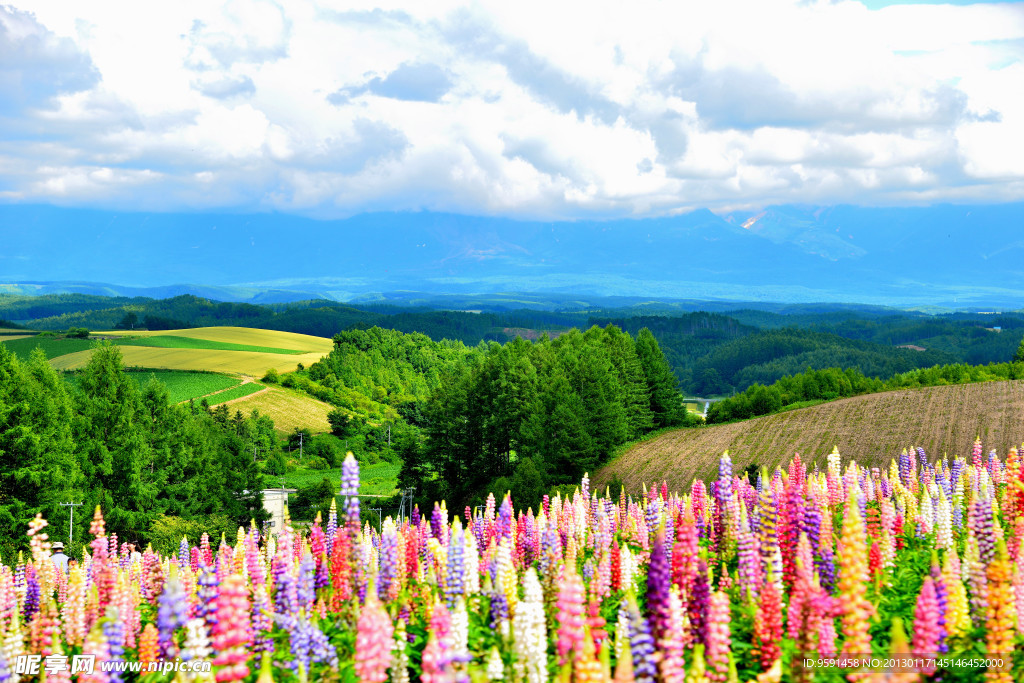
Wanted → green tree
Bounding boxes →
[1014,334,1024,363]
[635,327,684,428]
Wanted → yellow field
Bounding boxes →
[224,386,333,434]
[53,327,334,376]
[99,326,333,353]
[0,334,32,341]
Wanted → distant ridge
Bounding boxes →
[3,202,1024,307]
[593,379,1024,491]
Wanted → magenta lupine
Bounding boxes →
[556,567,586,665]
[705,591,731,682]
[912,577,940,674]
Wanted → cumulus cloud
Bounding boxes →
[1,0,1023,218]
[0,5,98,115]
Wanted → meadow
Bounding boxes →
[0,335,93,360]
[225,385,334,434]
[64,369,241,404]
[11,445,1023,682]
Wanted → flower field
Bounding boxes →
[6,441,1024,682]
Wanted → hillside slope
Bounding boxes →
[593,380,1024,491]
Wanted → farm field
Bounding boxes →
[114,334,305,355]
[64,370,241,404]
[101,326,334,352]
[1,336,93,360]
[48,327,336,376]
[226,385,333,434]
[594,379,1024,492]
[207,381,265,405]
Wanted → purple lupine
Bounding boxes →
[489,591,509,631]
[899,449,912,488]
[325,504,337,558]
[0,646,11,683]
[497,496,513,542]
[378,526,398,601]
[628,598,658,683]
[178,537,190,568]
[157,574,189,657]
[297,553,316,612]
[103,606,126,683]
[276,563,298,616]
[916,446,929,469]
[411,504,420,527]
[196,565,219,634]
[251,584,274,653]
[275,611,339,674]
[431,503,445,543]
[971,498,995,564]
[341,453,361,532]
[22,565,39,622]
[645,529,671,643]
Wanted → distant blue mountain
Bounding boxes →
[2,202,1023,307]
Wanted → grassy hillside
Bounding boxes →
[225,385,334,435]
[593,379,1024,492]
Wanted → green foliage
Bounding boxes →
[148,513,237,555]
[1014,333,1024,363]
[66,327,90,338]
[262,367,280,383]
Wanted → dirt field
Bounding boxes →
[593,380,1024,493]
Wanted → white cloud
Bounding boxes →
[1,0,1023,218]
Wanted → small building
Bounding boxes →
[261,488,297,532]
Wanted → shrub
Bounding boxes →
[261,368,279,384]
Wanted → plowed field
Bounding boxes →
[593,379,1024,492]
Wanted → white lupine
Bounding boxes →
[180,618,216,682]
[390,619,410,683]
[451,597,469,660]
[919,485,933,535]
[486,647,505,680]
[512,568,547,683]
[935,486,953,550]
[463,527,480,595]
[3,610,24,683]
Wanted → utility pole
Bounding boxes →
[299,432,303,462]
[253,445,266,464]
[59,502,83,546]
[387,423,391,448]
[398,487,415,524]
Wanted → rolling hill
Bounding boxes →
[592,379,1024,492]
[50,327,333,376]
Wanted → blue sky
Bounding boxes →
[1,0,1023,220]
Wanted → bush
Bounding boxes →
[261,368,279,384]
[66,327,90,339]
[306,456,329,470]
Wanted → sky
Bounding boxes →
[2,0,1023,220]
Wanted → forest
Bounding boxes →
[5,292,1022,399]
[0,342,270,559]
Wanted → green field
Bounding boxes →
[272,460,400,498]
[1,336,94,360]
[65,370,240,404]
[114,335,304,355]
[208,382,265,405]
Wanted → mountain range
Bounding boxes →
[2,202,1023,308]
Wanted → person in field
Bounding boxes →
[51,542,70,575]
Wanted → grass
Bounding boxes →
[270,460,400,497]
[208,382,265,405]
[115,335,304,355]
[65,370,240,404]
[1,336,94,360]
[225,386,333,434]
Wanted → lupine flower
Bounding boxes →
[705,591,731,683]
[512,568,546,683]
[645,528,671,643]
[556,567,586,664]
[211,575,251,681]
[985,542,1015,683]
[627,595,657,683]
[837,488,874,659]
[157,569,188,657]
